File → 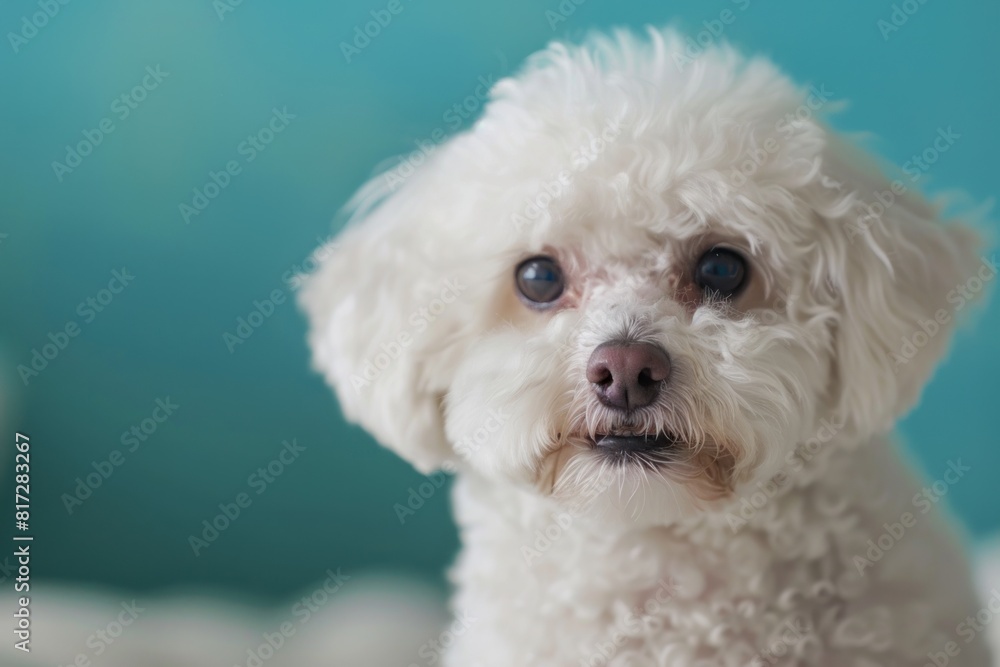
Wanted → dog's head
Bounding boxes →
[302,29,985,524]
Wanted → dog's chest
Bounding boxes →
[444,449,989,666]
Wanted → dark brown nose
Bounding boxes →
[586,341,671,411]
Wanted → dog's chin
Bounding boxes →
[536,428,681,522]
[546,445,704,526]
[536,417,743,526]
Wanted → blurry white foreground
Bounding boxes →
[4,543,1000,667]
[1,574,449,667]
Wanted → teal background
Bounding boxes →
[0,0,997,603]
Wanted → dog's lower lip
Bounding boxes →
[591,433,676,452]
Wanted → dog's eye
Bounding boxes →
[515,256,564,306]
[694,248,747,298]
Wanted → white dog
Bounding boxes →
[302,28,995,666]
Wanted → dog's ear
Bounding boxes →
[816,137,988,438]
[299,172,467,473]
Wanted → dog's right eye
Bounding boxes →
[515,256,564,306]
[694,247,747,299]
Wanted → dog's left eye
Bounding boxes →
[515,256,564,306]
[694,248,747,298]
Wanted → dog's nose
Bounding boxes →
[586,342,671,410]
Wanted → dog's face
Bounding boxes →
[303,30,982,525]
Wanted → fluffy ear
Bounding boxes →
[299,171,467,473]
[817,137,989,438]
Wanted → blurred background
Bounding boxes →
[1,0,998,662]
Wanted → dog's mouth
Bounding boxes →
[586,430,680,466]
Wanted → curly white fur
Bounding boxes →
[301,27,994,666]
